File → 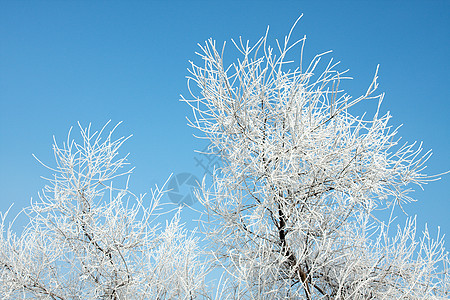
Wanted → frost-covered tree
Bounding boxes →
[1,17,448,300]
[183,17,449,299]
[0,122,208,299]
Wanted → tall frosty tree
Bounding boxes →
[183,18,449,299]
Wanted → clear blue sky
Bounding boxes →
[1,1,449,238]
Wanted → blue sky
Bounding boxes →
[1,1,449,238]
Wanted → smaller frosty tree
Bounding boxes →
[0,122,208,299]
[183,17,449,299]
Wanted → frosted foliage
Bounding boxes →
[183,19,449,299]
[0,123,208,299]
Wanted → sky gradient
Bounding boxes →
[1,1,449,238]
